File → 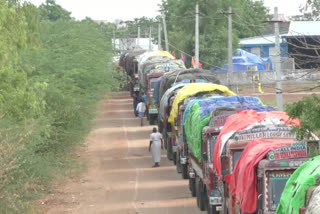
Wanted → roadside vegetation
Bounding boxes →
[0,0,120,212]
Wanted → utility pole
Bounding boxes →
[149,26,152,51]
[137,25,140,47]
[161,11,169,52]
[228,6,233,87]
[113,27,116,51]
[195,3,199,69]
[125,21,129,50]
[158,21,162,50]
[274,7,283,110]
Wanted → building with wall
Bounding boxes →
[240,21,320,70]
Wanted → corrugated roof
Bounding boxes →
[240,21,320,46]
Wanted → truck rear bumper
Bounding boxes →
[172,145,178,152]
[148,108,158,114]
[209,197,222,206]
[180,157,188,164]
[189,171,196,178]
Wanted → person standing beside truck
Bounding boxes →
[141,92,147,104]
[136,98,146,126]
[133,92,139,117]
[149,127,164,167]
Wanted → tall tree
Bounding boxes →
[39,0,71,21]
[300,0,320,20]
[160,0,268,68]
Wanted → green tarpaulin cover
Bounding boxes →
[277,155,320,214]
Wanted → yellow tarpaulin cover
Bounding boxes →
[138,51,174,65]
[168,83,235,128]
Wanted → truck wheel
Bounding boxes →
[207,205,218,214]
[173,152,177,165]
[181,164,189,179]
[205,187,218,214]
[176,152,182,173]
[162,130,167,150]
[167,140,173,160]
[149,115,155,125]
[189,178,196,197]
[196,178,206,211]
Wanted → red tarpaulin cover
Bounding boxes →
[224,138,295,213]
[213,110,300,180]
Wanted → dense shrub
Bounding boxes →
[0,1,120,212]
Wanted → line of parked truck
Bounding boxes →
[119,49,320,214]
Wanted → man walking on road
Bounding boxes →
[136,98,146,126]
[149,127,163,167]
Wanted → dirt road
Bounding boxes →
[43,92,204,214]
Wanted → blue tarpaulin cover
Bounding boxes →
[184,96,274,162]
[211,49,273,72]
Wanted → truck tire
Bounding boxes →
[181,163,189,179]
[207,205,218,214]
[162,130,167,150]
[205,187,219,214]
[149,115,155,125]
[176,152,182,173]
[189,178,196,197]
[196,178,206,211]
[167,140,173,160]
[173,152,177,165]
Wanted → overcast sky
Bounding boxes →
[26,0,307,21]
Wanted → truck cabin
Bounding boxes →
[147,76,162,110]
[257,141,319,213]
[222,125,297,174]
[222,124,317,214]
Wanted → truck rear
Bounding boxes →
[185,98,273,213]
[214,110,318,214]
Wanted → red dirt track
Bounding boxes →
[43,92,204,214]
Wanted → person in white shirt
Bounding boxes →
[136,99,146,126]
[149,127,163,167]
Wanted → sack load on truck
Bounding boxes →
[277,155,320,214]
[137,50,174,68]
[118,49,147,95]
[157,68,221,105]
[123,49,146,76]
[138,58,186,125]
[158,83,187,131]
[138,59,185,92]
[168,83,235,127]
[184,96,274,163]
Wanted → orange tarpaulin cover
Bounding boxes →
[213,110,300,181]
[225,138,295,213]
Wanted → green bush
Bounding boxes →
[0,1,120,212]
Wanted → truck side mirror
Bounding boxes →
[203,152,208,161]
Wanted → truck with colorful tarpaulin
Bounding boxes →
[277,154,320,214]
[183,98,273,213]
[138,59,185,125]
[167,83,235,167]
[157,70,221,160]
[212,110,318,214]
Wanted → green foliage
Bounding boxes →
[0,0,119,212]
[300,0,320,20]
[39,0,71,21]
[159,0,268,68]
[286,94,320,138]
